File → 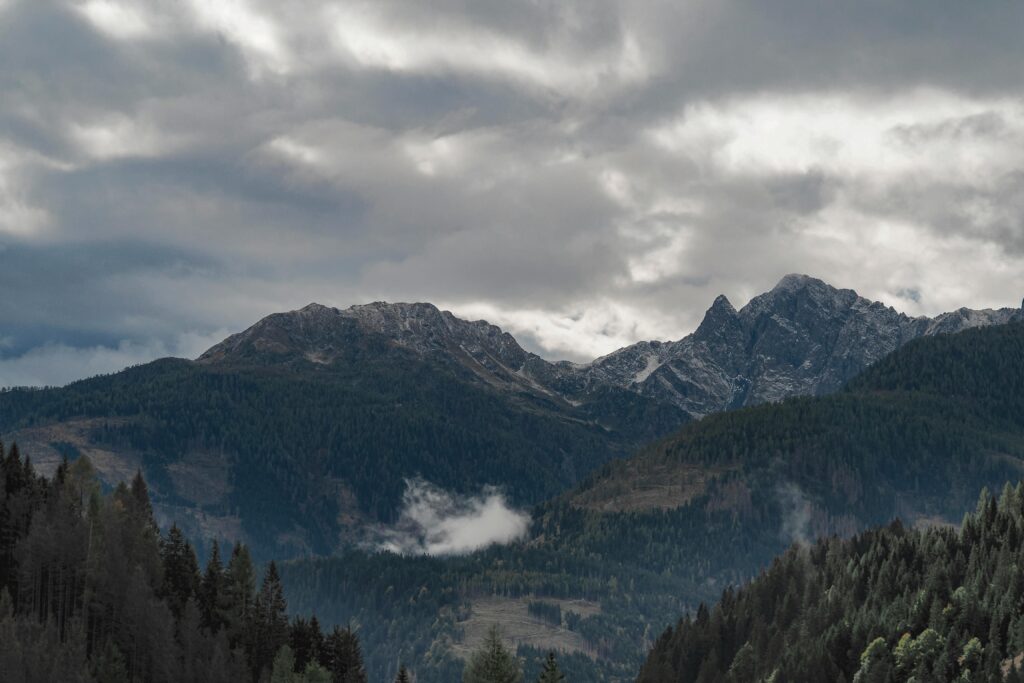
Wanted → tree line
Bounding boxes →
[638,481,1024,682]
[0,440,368,682]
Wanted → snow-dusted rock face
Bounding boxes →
[582,274,1022,417]
[200,276,1022,420]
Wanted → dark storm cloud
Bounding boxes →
[1,0,1023,383]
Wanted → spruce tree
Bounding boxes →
[225,542,256,648]
[271,645,298,683]
[129,468,157,532]
[303,660,333,683]
[323,625,367,683]
[253,561,290,679]
[92,641,130,683]
[291,616,324,673]
[536,652,565,683]
[200,540,228,632]
[463,626,522,683]
[160,525,201,620]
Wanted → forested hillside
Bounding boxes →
[0,442,368,683]
[637,482,1024,682]
[0,343,682,560]
[280,322,1024,682]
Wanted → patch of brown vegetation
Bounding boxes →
[450,596,602,660]
[6,418,250,548]
[4,418,141,485]
[571,459,735,513]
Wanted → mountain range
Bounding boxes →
[198,273,1022,420]
[0,275,1020,561]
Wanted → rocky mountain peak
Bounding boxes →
[296,302,338,315]
[196,300,560,398]
[337,301,534,373]
[592,274,1022,418]
[199,276,1023,422]
[773,272,819,291]
[744,273,859,317]
[694,294,739,336]
[709,294,737,315]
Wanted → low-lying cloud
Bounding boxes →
[369,478,531,556]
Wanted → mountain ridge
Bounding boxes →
[195,274,1023,420]
[580,273,1022,417]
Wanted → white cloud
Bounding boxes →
[448,300,689,362]
[328,5,648,96]
[649,90,1024,182]
[70,114,175,160]
[186,0,291,76]
[369,479,530,556]
[74,0,155,40]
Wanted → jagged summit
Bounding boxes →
[773,272,820,290]
[706,294,737,315]
[582,274,1022,417]
[198,299,564,399]
[199,277,1022,420]
[694,294,739,334]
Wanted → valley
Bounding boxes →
[3,277,1023,681]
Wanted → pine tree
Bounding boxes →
[225,542,256,649]
[160,525,201,620]
[271,645,298,683]
[323,625,367,683]
[200,540,229,632]
[291,616,324,673]
[536,652,565,683]
[129,468,157,532]
[303,660,333,683]
[395,664,412,683]
[463,626,522,683]
[92,640,130,683]
[252,561,290,680]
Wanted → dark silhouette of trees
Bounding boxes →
[536,652,565,683]
[0,442,365,683]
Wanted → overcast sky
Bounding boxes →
[2,0,1023,386]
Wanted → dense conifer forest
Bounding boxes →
[638,482,1024,682]
[0,442,368,683]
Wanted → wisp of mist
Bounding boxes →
[368,478,531,556]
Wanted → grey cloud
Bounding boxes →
[0,331,227,389]
[1,0,1023,384]
[889,111,1013,146]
